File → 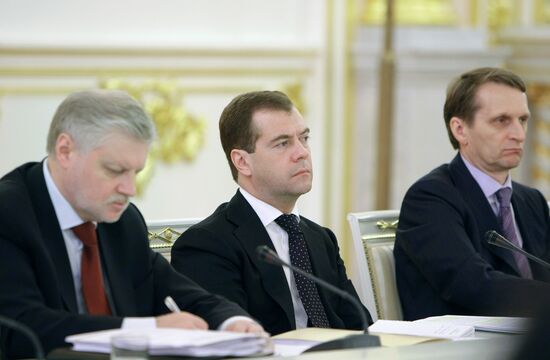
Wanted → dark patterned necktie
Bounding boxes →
[72,222,112,315]
[496,188,532,279]
[275,214,330,328]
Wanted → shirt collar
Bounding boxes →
[461,154,512,198]
[43,159,86,230]
[239,187,300,227]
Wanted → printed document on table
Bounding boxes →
[368,319,475,340]
[415,315,531,334]
[66,328,271,357]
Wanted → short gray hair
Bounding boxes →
[46,89,156,154]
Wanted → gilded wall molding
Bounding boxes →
[0,46,317,58]
[0,67,311,77]
[528,83,550,196]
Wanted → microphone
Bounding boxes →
[256,245,380,352]
[485,230,550,270]
[0,315,45,359]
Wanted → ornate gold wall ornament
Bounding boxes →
[362,0,457,26]
[528,84,550,106]
[100,79,206,196]
[487,0,517,44]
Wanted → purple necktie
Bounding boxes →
[275,214,330,328]
[496,188,533,279]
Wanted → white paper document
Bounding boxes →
[416,315,531,334]
[66,328,271,357]
[272,339,319,357]
[368,319,475,340]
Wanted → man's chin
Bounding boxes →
[502,158,522,170]
[100,209,126,223]
[295,183,312,195]
[100,215,122,224]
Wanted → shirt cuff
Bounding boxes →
[218,316,257,331]
[122,317,157,329]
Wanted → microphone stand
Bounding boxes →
[486,230,550,269]
[0,315,45,360]
[256,246,381,352]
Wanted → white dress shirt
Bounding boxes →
[43,160,156,329]
[239,188,309,328]
[43,160,254,331]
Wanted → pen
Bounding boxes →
[164,296,181,313]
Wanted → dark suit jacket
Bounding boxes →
[394,154,550,321]
[0,162,248,359]
[170,190,371,335]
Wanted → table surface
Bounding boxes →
[274,336,519,360]
[47,332,522,360]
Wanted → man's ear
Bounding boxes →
[230,149,252,177]
[55,133,76,168]
[450,117,469,147]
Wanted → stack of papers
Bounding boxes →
[66,328,271,357]
[368,319,475,340]
[415,315,530,334]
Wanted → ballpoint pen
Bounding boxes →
[164,296,181,313]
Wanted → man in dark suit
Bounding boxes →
[394,67,550,321]
[171,91,371,335]
[0,90,263,359]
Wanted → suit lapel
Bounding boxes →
[300,221,326,280]
[227,191,296,328]
[299,220,333,310]
[26,162,79,313]
[511,188,548,279]
[450,155,520,274]
[96,224,135,316]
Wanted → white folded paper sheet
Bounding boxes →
[368,319,475,339]
[66,328,271,357]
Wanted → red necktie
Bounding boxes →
[72,222,112,315]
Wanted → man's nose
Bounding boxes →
[292,139,310,161]
[118,173,136,197]
[510,119,526,142]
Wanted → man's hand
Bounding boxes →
[155,312,208,330]
[224,320,267,335]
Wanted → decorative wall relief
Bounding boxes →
[100,79,206,196]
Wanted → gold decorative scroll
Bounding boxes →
[487,0,517,44]
[529,84,550,106]
[100,79,206,196]
[148,227,182,248]
[376,219,399,230]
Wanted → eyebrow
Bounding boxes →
[103,160,144,173]
[268,127,310,145]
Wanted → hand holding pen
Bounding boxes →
[162,296,266,334]
[155,296,208,330]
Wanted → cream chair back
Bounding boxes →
[147,218,202,261]
[347,210,402,321]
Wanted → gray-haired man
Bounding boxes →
[0,90,262,359]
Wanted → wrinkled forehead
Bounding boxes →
[472,82,529,117]
[252,107,306,138]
